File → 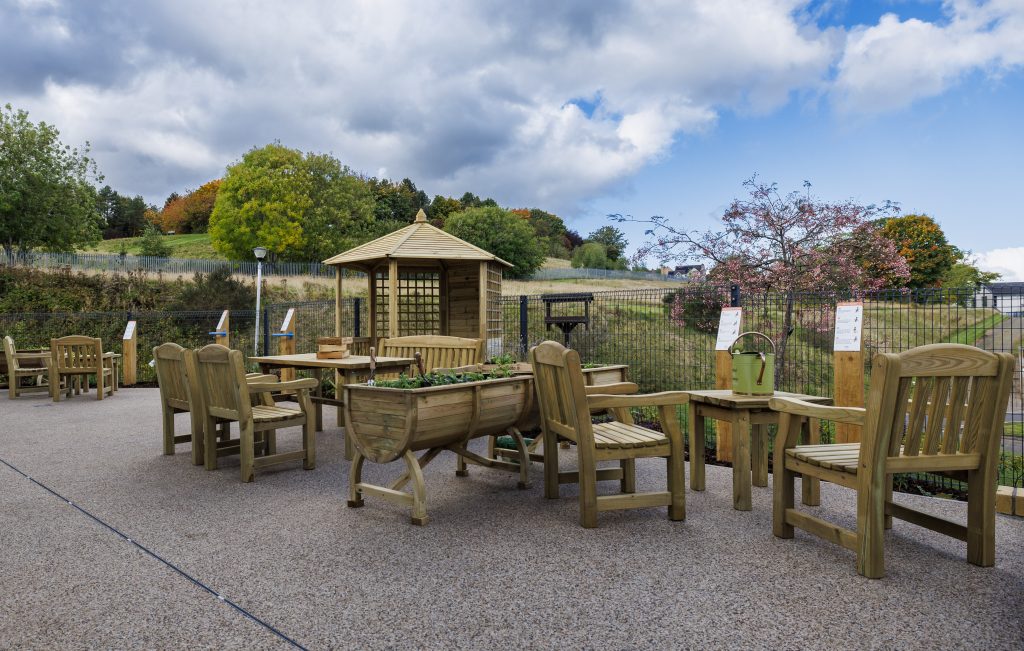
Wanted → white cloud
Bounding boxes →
[833,0,1024,112]
[975,247,1024,281]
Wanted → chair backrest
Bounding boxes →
[860,343,1016,475]
[529,340,594,449]
[379,335,484,373]
[2,336,18,374]
[153,342,193,412]
[192,344,251,424]
[51,336,103,373]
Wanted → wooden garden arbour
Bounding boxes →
[323,209,512,352]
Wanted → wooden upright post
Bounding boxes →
[833,302,865,443]
[388,259,399,339]
[122,320,137,386]
[714,307,742,462]
[212,310,229,348]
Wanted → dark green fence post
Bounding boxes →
[353,298,361,337]
[519,295,529,356]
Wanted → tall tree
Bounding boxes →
[0,104,103,254]
[879,214,959,288]
[625,176,910,378]
[585,225,629,261]
[159,179,221,233]
[299,153,376,261]
[443,206,545,279]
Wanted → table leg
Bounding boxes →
[801,417,821,506]
[751,423,768,487]
[340,370,354,461]
[312,368,323,433]
[688,402,705,491]
[733,411,752,511]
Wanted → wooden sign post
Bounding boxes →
[273,308,296,382]
[210,310,229,348]
[714,307,742,461]
[833,302,865,443]
[122,320,137,386]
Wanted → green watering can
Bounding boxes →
[730,331,776,396]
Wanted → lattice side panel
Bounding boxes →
[398,270,441,336]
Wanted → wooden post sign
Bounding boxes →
[833,301,865,443]
[714,307,742,462]
[122,320,137,386]
[274,308,297,382]
[210,310,229,348]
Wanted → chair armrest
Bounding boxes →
[587,391,690,410]
[768,397,865,425]
[245,373,279,383]
[247,378,318,393]
[584,382,638,396]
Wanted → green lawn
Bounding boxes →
[943,312,1007,345]
[81,233,222,259]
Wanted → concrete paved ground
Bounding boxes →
[1,389,1022,650]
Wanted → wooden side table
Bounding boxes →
[683,389,832,511]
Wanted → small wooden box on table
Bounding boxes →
[683,389,831,511]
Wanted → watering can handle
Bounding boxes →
[729,331,778,354]
[756,352,767,385]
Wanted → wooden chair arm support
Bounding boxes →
[768,397,865,425]
[587,391,690,410]
[245,373,279,383]
[584,382,638,396]
[247,378,318,393]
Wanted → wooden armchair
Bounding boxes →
[192,344,317,482]
[770,343,1015,578]
[49,336,118,401]
[379,335,485,374]
[3,336,53,399]
[153,342,281,465]
[530,340,686,527]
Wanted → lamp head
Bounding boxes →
[253,246,268,261]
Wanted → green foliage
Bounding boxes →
[941,261,1001,287]
[209,144,376,262]
[880,214,960,288]
[138,225,172,257]
[426,195,463,226]
[586,226,628,261]
[168,267,256,311]
[0,266,164,312]
[443,206,545,279]
[662,287,727,333]
[368,177,428,224]
[0,104,104,254]
[372,369,512,389]
[97,186,151,239]
[571,242,609,269]
[522,208,571,258]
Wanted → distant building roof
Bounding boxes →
[982,282,1024,296]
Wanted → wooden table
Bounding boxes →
[683,389,832,511]
[249,353,414,459]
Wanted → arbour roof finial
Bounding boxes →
[414,208,427,223]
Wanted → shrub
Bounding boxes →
[663,287,727,333]
[138,226,172,257]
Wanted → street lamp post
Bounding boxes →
[253,246,268,355]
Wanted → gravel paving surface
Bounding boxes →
[1,389,1022,649]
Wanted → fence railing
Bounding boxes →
[2,285,1021,490]
[1,250,689,282]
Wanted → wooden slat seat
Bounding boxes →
[252,404,306,423]
[379,335,484,376]
[771,343,1016,578]
[592,422,667,449]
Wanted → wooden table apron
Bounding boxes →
[683,389,832,511]
[249,353,415,460]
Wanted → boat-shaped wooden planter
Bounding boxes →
[344,374,534,525]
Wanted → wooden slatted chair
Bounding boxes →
[192,344,317,482]
[529,340,687,527]
[49,336,118,401]
[379,335,485,375]
[3,336,54,399]
[770,343,1015,578]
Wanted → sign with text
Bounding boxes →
[123,320,136,340]
[715,307,743,351]
[833,302,864,352]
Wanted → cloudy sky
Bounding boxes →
[3,0,1023,277]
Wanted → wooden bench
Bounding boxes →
[379,335,485,375]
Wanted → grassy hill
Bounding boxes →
[81,233,222,259]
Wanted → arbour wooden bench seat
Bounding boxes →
[378,335,484,375]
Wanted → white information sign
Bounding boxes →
[123,320,136,340]
[715,307,743,351]
[833,302,863,352]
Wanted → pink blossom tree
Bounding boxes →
[622,177,911,378]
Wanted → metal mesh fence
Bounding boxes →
[2,285,1021,491]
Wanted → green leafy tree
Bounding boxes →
[941,262,1000,287]
[138,225,172,257]
[369,177,429,224]
[585,225,628,261]
[427,194,463,225]
[443,206,544,278]
[97,187,150,239]
[299,153,376,261]
[571,242,609,269]
[879,214,959,287]
[0,104,103,254]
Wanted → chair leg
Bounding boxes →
[578,451,598,529]
[966,469,996,567]
[620,459,636,494]
[773,463,796,539]
[204,416,219,471]
[856,482,887,579]
[265,428,277,456]
[508,427,531,489]
[543,427,560,499]
[884,475,894,530]
[347,452,366,507]
[189,410,204,466]
[302,418,315,470]
[240,423,255,483]
[96,370,104,400]
[455,453,468,477]
[161,407,175,455]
